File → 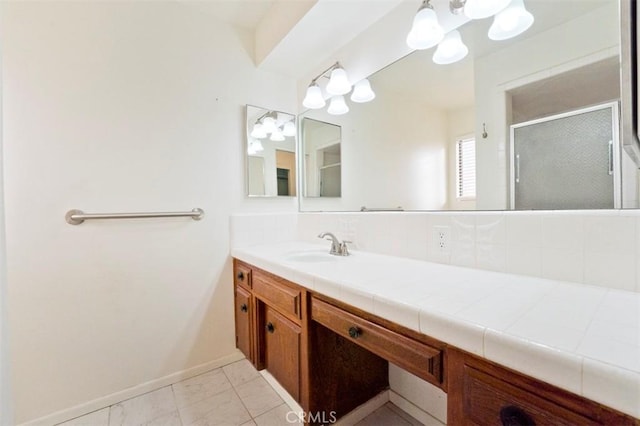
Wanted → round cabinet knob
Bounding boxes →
[348,326,361,339]
[266,322,275,333]
[240,303,248,312]
[499,405,535,426]
[236,271,244,281]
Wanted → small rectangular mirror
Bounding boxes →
[245,105,297,197]
[301,118,342,198]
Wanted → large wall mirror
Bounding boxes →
[246,105,297,197]
[299,0,640,212]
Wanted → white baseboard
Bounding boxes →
[19,350,245,426]
[335,391,390,426]
[259,370,303,414]
[389,390,445,426]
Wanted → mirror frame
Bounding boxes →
[620,0,640,166]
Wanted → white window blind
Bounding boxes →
[456,137,476,199]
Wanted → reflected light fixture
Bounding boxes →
[250,123,267,139]
[350,79,376,103]
[449,0,466,15]
[406,0,445,50]
[488,0,534,40]
[433,30,469,64]
[326,64,352,95]
[253,140,264,152]
[283,121,296,137]
[327,95,349,115]
[270,129,285,142]
[262,116,277,134]
[302,81,326,109]
[464,0,510,19]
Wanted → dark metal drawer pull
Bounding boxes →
[500,405,535,426]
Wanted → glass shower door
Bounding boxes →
[510,102,620,210]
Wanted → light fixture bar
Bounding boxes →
[308,61,342,85]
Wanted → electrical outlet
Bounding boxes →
[433,226,451,253]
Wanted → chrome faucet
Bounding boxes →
[318,232,351,256]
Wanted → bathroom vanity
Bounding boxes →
[232,243,639,425]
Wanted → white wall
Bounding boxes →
[0,11,14,422]
[1,1,297,423]
[300,92,449,211]
[474,2,620,210]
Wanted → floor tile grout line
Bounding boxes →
[221,362,259,424]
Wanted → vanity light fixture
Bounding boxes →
[302,81,327,109]
[302,61,375,114]
[433,30,469,64]
[350,79,376,103]
[326,64,352,96]
[488,0,534,40]
[406,0,445,50]
[404,0,534,65]
[327,95,349,115]
[464,0,510,19]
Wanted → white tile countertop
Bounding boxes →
[231,241,640,418]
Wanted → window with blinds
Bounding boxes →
[456,137,476,199]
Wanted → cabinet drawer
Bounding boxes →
[253,269,302,322]
[311,297,443,386]
[234,263,252,290]
[463,365,598,426]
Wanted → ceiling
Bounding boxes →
[196,0,275,30]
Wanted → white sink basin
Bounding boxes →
[283,250,338,263]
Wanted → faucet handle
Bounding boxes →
[340,240,352,256]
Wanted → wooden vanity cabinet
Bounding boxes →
[234,259,639,425]
[448,348,639,426]
[233,260,308,405]
[233,260,254,364]
[264,305,301,400]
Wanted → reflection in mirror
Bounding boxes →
[301,118,342,198]
[299,0,640,212]
[245,105,296,197]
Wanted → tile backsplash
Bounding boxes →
[230,210,640,293]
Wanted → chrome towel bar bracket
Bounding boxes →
[65,208,204,225]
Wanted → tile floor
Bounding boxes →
[57,359,423,426]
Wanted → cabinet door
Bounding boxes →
[235,285,253,361]
[265,306,300,401]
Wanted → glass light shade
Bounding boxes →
[302,83,326,109]
[262,116,276,134]
[270,129,285,142]
[464,0,510,19]
[247,144,257,155]
[250,123,267,139]
[432,30,469,65]
[326,67,352,96]
[327,95,349,115]
[282,121,296,137]
[350,79,376,103]
[488,0,534,40]
[406,6,444,50]
[253,140,264,151]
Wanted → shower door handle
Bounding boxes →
[608,140,613,175]
[515,154,521,183]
